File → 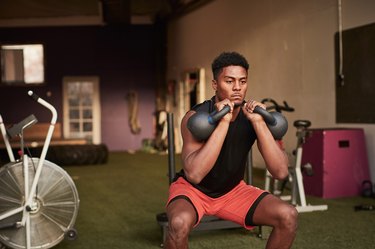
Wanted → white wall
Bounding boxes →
[166,0,375,182]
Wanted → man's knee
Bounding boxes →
[168,214,193,239]
[277,205,298,232]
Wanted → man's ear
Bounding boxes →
[212,79,217,91]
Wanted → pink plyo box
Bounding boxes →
[301,128,370,199]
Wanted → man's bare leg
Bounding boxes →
[252,194,298,249]
[164,199,197,249]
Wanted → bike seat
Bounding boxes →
[293,120,311,129]
[7,114,38,139]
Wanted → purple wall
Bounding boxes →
[0,25,164,151]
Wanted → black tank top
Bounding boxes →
[178,97,257,198]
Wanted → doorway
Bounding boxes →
[62,76,101,144]
[175,68,206,152]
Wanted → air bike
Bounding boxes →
[0,91,79,249]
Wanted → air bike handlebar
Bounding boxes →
[25,91,58,212]
[28,91,57,124]
[261,98,295,113]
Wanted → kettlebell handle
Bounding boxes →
[254,106,276,125]
[209,105,231,124]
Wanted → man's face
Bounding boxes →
[212,65,248,106]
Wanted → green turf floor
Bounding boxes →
[51,151,375,249]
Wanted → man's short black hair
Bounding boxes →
[211,52,249,80]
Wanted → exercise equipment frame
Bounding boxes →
[0,91,79,249]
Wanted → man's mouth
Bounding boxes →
[231,95,244,107]
[231,94,242,98]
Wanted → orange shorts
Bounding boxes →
[167,177,268,229]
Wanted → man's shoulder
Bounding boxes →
[191,97,215,113]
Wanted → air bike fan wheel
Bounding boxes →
[0,158,79,249]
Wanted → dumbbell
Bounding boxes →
[187,104,288,141]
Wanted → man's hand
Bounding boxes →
[214,99,234,122]
[242,100,267,123]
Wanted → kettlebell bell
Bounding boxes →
[361,180,374,198]
[253,106,288,140]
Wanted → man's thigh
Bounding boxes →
[215,181,267,229]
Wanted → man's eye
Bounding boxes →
[226,80,233,84]
[241,80,247,84]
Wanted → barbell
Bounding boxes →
[187,104,288,141]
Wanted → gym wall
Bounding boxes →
[165,0,375,183]
[0,25,162,151]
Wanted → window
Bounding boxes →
[1,44,45,85]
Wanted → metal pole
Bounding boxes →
[167,113,175,184]
[246,149,253,185]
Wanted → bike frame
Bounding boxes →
[0,91,57,249]
[261,98,327,212]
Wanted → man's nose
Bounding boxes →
[233,80,241,90]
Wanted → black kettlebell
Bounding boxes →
[187,105,231,141]
[187,104,288,141]
[253,106,288,140]
[361,180,374,198]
